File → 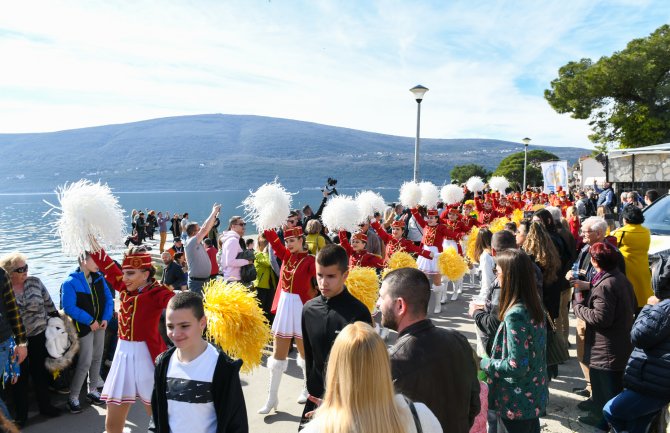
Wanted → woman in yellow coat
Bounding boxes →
[613,206,652,310]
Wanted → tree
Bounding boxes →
[545,24,670,148]
[450,164,491,184]
[493,150,559,189]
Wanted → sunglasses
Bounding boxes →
[236,222,247,227]
[13,264,28,274]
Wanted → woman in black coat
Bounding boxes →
[603,253,670,433]
[572,242,637,430]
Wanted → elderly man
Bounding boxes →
[382,267,480,433]
[566,216,625,410]
[357,220,382,257]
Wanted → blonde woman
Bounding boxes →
[302,322,442,433]
[305,220,327,256]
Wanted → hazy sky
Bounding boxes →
[1,1,668,148]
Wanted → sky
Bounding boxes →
[1,1,669,148]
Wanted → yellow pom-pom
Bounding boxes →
[346,267,380,313]
[202,280,272,373]
[438,247,469,281]
[489,217,510,233]
[511,208,524,225]
[466,226,480,263]
[382,251,418,278]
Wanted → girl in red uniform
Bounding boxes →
[259,226,316,413]
[338,230,384,270]
[410,208,458,313]
[90,246,174,433]
[439,206,468,301]
[370,219,432,264]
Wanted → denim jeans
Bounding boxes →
[0,339,13,420]
[603,388,669,433]
[590,367,624,431]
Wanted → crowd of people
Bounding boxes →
[0,183,667,433]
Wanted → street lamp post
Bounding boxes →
[410,85,429,182]
[522,137,531,191]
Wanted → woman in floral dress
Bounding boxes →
[480,249,548,433]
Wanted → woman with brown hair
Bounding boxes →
[522,222,561,317]
[481,249,548,433]
[302,321,442,433]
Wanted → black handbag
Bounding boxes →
[236,249,257,284]
[545,312,569,366]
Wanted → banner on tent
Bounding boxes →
[541,160,569,193]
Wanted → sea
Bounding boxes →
[0,188,398,301]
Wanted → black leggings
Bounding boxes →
[11,331,54,420]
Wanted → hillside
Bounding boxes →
[0,114,588,193]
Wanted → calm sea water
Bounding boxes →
[0,188,398,301]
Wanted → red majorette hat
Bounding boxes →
[352,232,368,243]
[391,220,406,228]
[427,209,439,217]
[122,252,153,270]
[284,226,304,239]
[447,206,459,215]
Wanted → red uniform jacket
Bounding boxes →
[370,221,431,264]
[91,248,174,363]
[410,209,459,253]
[265,229,316,314]
[338,230,385,269]
[474,197,503,225]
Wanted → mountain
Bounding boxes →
[0,114,589,193]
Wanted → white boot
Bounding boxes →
[258,358,288,414]
[439,279,448,304]
[296,356,309,404]
[451,278,463,301]
[433,284,444,314]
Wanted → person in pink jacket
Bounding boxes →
[219,216,253,282]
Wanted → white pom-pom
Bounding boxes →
[418,181,439,209]
[321,195,364,233]
[399,181,422,208]
[356,190,387,219]
[242,181,293,231]
[45,180,127,257]
[466,176,485,193]
[489,176,510,192]
[441,184,465,205]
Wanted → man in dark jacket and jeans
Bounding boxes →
[381,267,480,433]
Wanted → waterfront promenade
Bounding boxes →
[21,271,599,433]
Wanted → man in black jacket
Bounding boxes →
[299,244,372,430]
[382,267,480,433]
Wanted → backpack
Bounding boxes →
[236,249,257,284]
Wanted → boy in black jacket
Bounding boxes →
[151,292,248,433]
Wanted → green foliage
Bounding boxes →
[493,150,559,188]
[450,164,491,184]
[545,24,670,148]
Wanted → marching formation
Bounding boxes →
[0,177,667,433]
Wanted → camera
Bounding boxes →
[322,177,339,196]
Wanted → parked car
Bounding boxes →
[643,193,670,254]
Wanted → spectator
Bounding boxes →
[381,267,480,433]
[644,189,659,207]
[219,216,252,283]
[170,213,182,239]
[208,212,220,246]
[167,238,184,259]
[576,190,596,223]
[136,212,147,243]
[613,206,653,312]
[572,242,636,430]
[161,252,187,291]
[184,204,221,294]
[357,221,382,257]
[473,228,494,356]
[61,252,114,413]
[305,220,327,256]
[157,212,170,253]
[146,211,157,241]
[596,182,615,213]
[301,322,442,433]
[481,249,548,433]
[180,212,190,241]
[301,192,328,228]
[0,254,59,424]
[300,245,372,428]
[203,238,219,280]
[0,268,27,424]
[603,253,670,433]
[245,238,255,252]
[251,233,276,321]
[597,205,616,234]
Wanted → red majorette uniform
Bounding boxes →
[410,208,459,275]
[474,195,503,226]
[370,220,431,264]
[338,230,384,269]
[265,227,316,339]
[439,206,468,255]
[90,249,174,405]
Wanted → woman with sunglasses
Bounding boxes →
[0,253,61,426]
[88,244,174,433]
[219,216,253,282]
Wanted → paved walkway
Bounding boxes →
[23,277,595,433]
